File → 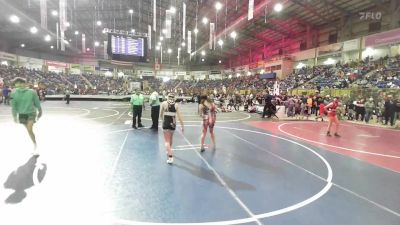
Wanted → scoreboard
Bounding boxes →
[107,33,147,62]
[111,35,144,57]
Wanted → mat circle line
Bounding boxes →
[111,125,333,225]
[278,122,400,159]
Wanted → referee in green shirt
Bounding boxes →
[130,89,144,129]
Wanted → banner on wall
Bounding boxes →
[70,64,81,74]
[249,62,257,70]
[210,70,222,75]
[70,64,80,70]
[318,43,343,56]
[0,52,17,61]
[19,56,43,64]
[223,69,233,74]
[190,71,208,76]
[46,61,68,68]
[291,48,316,61]
[137,70,155,76]
[343,39,360,52]
[95,67,113,72]
[83,65,95,72]
[364,28,400,47]
[235,65,249,72]
[157,70,173,76]
[260,73,276,79]
[18,57,43,69]
[175,71,187,76]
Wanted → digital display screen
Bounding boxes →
[107,34,147,62]
[111,35,144,57]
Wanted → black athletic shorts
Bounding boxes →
[19,113,37,124]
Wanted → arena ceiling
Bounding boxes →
[0,0,393,66]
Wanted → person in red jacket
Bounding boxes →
[325,97,340,137]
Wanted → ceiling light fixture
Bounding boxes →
[230,31,237,39]
[274,3,283,12]
[9,15,20,23]
[44,35,51,42]
[202,17,208,24]
[30,26,38,34]
[215,2,223,11]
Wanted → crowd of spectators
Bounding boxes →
[352,55,400,89]
[0,54,399,99]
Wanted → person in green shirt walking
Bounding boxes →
[11,77,42,156]
[130,89,145,129]
[149,90,160,130]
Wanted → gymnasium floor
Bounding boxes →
[0,101,399,225]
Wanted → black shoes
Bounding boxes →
[327,132,340,137]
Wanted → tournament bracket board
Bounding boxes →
[111,35,144,56]
[107,33,148,62]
